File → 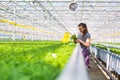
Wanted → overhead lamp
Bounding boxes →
[69,1,78,12]
[32,0,35,4]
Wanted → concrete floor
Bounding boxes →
[88,58,109,80]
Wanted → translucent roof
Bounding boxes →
[0,0,120,42]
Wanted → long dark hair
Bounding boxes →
[78,23,88,37]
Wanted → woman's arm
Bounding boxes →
[78,38,91,47]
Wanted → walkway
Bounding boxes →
[88,57,108,80]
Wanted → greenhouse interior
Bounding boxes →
[0,0,120,80]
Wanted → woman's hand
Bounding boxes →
[74,39,81,43]
[77,39,82,42]
[74,39,77,43]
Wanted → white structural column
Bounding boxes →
[12,0,16,40]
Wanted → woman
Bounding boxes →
[75,23,91,69]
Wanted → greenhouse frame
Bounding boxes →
[0,0,119,42]
[0,0,120,80]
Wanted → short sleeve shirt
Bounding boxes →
[77,32,91,49]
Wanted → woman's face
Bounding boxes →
[78,26,85,33]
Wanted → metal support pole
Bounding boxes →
[106,46,110,71]
[13,0,16,40]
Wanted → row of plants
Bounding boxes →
[92,43,120,55]
[98,42,120,46]
[0,41,75,80]
[0,39,60,43]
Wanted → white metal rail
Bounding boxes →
[57,43,90,80]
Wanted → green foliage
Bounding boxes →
[0,42,75,80]
[91,44,96,46]
[70,34,77,40]
[70,34,78,44]
[96,44,107,50]
[110,48,120,55]
[92,44,120,55]
[99,42,120,46]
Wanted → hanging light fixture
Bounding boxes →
[69,0,78,12]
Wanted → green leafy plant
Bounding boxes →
[0,41,75,80]
[110,48,120,55]
[71,34,77,44]
[71,34,77,40]
[92,43,120,55]
[96,44,107,50]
